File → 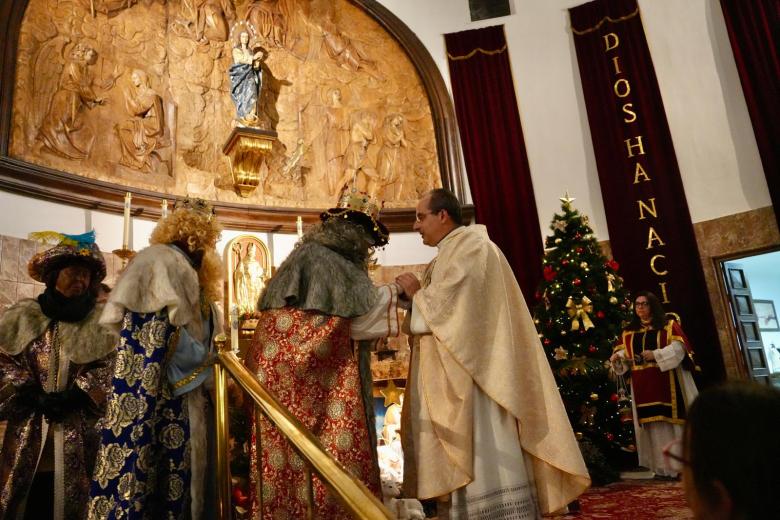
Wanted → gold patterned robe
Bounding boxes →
[0,299,115,519]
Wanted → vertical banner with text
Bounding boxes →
[570,0,724,381]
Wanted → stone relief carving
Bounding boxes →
[36,43,107,159]
[116,69,170,174]
[10,0,442,208]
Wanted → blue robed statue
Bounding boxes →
[229,31,266,125]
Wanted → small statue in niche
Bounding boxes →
[229,30,266,126]
[374,113,408,199]
[37,43,105,159]
[233,241,265,316]
[116,69,168,174]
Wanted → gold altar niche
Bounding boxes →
[224,234,271,356]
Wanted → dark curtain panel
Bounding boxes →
[570,0,724,381]
[720,0,780,230]
[445,25,543,302]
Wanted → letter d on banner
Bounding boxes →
[603,32,619,51]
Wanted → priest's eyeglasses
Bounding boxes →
[662,439,690,473]
[415,210,440,223]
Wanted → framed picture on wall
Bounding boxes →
[754,299,780,331]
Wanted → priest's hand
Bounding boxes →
[395,273,421,299]
[641,350,656,362]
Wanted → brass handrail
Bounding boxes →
[213,337,392,519]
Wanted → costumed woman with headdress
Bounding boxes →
[245,190,406,519]
[87,198,224,519]
[0,231,116,519]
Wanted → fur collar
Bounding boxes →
[260,241,376,318]
[100,244,200,332]
[0,299,116,363]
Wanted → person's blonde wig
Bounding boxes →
[150,207,224,303]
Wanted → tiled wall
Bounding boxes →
[0,234,124,313]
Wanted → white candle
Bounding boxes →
[122,192,132,250]
[230,305,240,353]
[161,199,168,219]
[296,216,303,238]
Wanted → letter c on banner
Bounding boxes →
[650,254,668,276]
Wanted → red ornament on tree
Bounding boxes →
[576,247,584,254]
[610,393,619,402]
[543,338,551,346]
[596,310,605,319]
[543,265,557,281]
[606,433,615,441]
[573,278,582,286]
[607,259,620,271]
[562,259,570,266]
[588,345,597,353]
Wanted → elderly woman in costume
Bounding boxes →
[229,31,265,125]
[610,290,699,479]
[245,190,405,519]
[87,198,224,519]
[0,231,116,519]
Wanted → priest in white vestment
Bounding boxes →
[395,189,590,519]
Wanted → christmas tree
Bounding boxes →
[533,194,635,483]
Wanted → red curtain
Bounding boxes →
[445,25,543,302]
[720,0,780,231]
[570,0,724,381]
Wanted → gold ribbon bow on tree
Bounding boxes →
[566,296,595,331]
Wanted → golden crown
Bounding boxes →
[336,187,382,219]
[174,197,216,220]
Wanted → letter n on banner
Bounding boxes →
[570,0,724,381]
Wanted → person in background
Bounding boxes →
[0,231,116,519]
[395,188,589,519]
[671,383,780,519]
[610,290,699,479]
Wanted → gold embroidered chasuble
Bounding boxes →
[402,225,590,514]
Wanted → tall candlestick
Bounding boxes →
[122,192,132,250]
[296,216,303,238]
[161,199,168,219]
[230,305,240,353]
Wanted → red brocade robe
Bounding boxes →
[614,319,697,425]
[246,285,399,519]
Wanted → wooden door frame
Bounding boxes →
[713,245,780,380]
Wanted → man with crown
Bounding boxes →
[87,198,224,520]
[0,231,116,519]
[245,189,406,519]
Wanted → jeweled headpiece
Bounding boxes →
[321,187,389,246]
[174,197,216,221]
[27,230,106,283]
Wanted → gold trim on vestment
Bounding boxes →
[447,44,507,61]
[171,362,211,390]
[639,416,685,425]
[571,7,640,35]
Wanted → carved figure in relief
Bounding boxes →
[374,113,408,199]
[233,242,265,316]
[335,110,377,195]
[229,31,266,125]
[246,0,288,48]
[116,69,168,174]
[176,0,236,43]
[37,43,105,160]
[281,138,307,186]
[323,87,349,196]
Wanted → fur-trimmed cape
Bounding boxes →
[100,244,202,334]
[260,241,376,318]
[0,299,116,363]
